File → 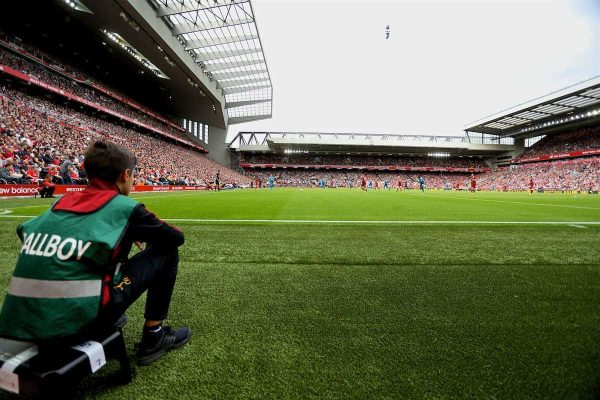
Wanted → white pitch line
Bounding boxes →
[160,218,600,226]
[570,225,588,229]
[0,215,599,226]
[5,205,49,209]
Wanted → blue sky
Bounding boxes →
[227,0,600,140]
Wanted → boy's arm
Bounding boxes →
[127,204,185,247]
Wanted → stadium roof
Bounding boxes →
[464,75,600,138]
[149,0,272,125]
[230,132,515,156]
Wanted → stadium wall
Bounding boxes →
[206,125,233,168]
[0,185,209,198]
[514,138,525,157]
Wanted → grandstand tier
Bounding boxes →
[0,44,204,152]
[0,82,250,191]
[233,125,600,192]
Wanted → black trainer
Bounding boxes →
[136,326,192,365]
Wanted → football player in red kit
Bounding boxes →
[469,174,477,194]
[529,177,534,194]
[360,176,367,192]
[396,177,403,192]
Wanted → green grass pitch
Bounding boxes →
[0,188,599,399]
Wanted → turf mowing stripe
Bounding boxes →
[405,193,600,210]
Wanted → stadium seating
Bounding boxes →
[240,153,488,169]
[247,169,473,190]
[0,85,250,188]
[245,156,600,191]
[0,44,192,146]
[0,34,184,135]
[478,157,600,192]
[0,35,181,131]
[243,129,600,191]
[517,126,600,161]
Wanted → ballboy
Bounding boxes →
[0,141,191,365]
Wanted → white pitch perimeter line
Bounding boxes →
[0,215,599,225]
[153,218,600,226]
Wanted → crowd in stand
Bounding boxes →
[4,77,594,192]
[247,169,474,190]
[477,157,600,191]
[0,35,178,127]
[240,153,488,169]
[246,158,600,191]
[0,84,249,188]
[243,127,600,191]
[244,131,600,191]
[2,76,598,192]
[517,126,600,160]
[0,47,191,143]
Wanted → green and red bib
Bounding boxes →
[0,188,138,340]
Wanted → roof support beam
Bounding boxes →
[223,84,271,95]
[225,99,271,109]
[195,48,262,61]
[218,77,270,89]
[172,17,254,35]
[157,0,250,17]
[184,34,258,49]
[213,68,268,80]
[204,59,264,72]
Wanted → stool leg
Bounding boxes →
[114,329,135,384]
[43,373,80,400]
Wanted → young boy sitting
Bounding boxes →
[0,140,191,365]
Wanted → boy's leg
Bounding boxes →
[106,245,179,323]
[102,245,191,365]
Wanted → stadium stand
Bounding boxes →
[0,84,250,188]
[0,42,200,150]
[247,169,475,190]
[240,153,489,170]
[242,127,600,191]
[0,34,182,131]
[244,155,600,192]
[515,126,600,162]
[477,157,600,192]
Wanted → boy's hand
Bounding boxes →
[135,241,146,251]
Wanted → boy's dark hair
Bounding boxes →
[84,141,137,182]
